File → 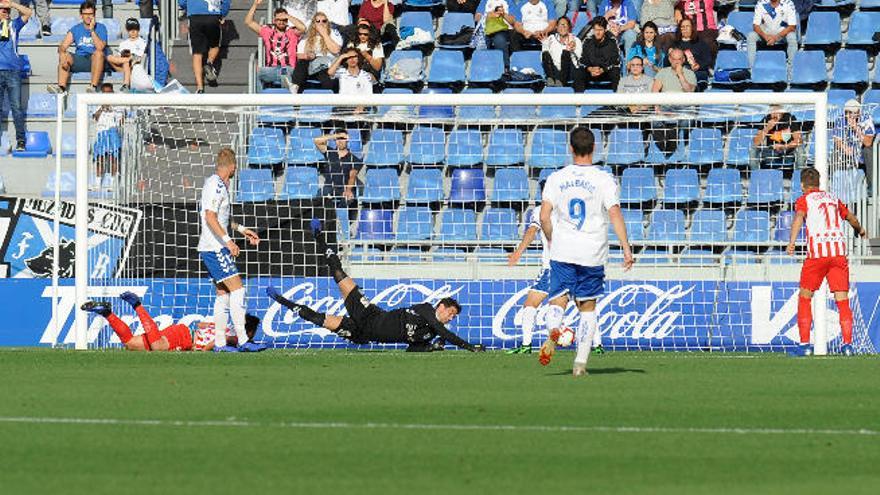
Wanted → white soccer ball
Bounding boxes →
[556,327,576,347]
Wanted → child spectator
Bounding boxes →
[106,18,148,92]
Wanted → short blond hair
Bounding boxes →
[217,147,236,169]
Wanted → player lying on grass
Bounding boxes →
[192,314,261,351]
[786,167,867,356]
[82,291,264,352]
[266,228,484,352]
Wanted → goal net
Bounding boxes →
[65,92,876,354]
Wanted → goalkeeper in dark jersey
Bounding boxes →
[266,228,484,352]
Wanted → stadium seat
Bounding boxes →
[46,17,78,43]
[845,12,880,52]
[395,206,434,241]
[606,128,645,166]
[431,247,467,262]
[383,51,424,85]
[831,168,866,203]
[645,131,686,164]
[356,209,394,241]
[418,88,455,119]
[26,93,58,118]
[507,51,545,85]
[765,248,799,264]
[446,129,484,167]
[18,17,39,41]
[538,87,578,119]
[499,88,535,120]
[662,168,700,206]
[790,168,803,202]
[719,12,753,47]
[647,209,686,242]
[247,127,286,166]
[286,127,324,165]
[687,128,724,165]
[360,168,401,204]
[42,171,76,198]
[789,51,828,87]
[746,169,784,205]
[802,12,842,52]
[491,168,529,202]
[527,128,568,169]
[365,129,404,167]
[449,168,486,203]
[468,50,505,85]
[679,248,720,265]
[486,129,525,166]
[458,88,496,120]
[704,168,743,204]
[297,89,333,123]
[408,126,446,165]
[774,210,805,242]
[437,12,475,50]
[725,127,758,167]
[349,247,384,262]
[481,208,519,241]
[427,50,466,86]
[404,0,444,9]
[61,133,76,158]
[12,131,51,158]
[279,166,320,200]
[620,167,657,205]
[712,51,749,87]
[637,248,672,264]
[388,247,426,262]
[690,209,727,242]
[831,49,869,90]
[398,12,435,46]
[99,19,121,41]
[725,248,760,264]
[437,208,478,241]
[751,51,787,86]
[861,0,880,9]
[406,168,444,203]
[733,209,771,242]
[236,168,275,202]
[621,209,645,241]
[378,88,416,117]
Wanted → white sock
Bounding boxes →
[213,293,229,348]
[592,317,602,348]
[575,311,598,365]
[229,288,249,345]
[544,304,564,337]
[520,306,537,347]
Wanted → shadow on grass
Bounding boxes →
[547,367,647,376]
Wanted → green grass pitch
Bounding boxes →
[1,349,878,494]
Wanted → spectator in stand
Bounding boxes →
[747,0,797,69]
[627,21,664,76]
[106,18,148,92]
[179,0,229,93]
[447,0,481,13]
[353,21,384,78]
[597,0,638,57]
[0,0,31,152]
[750,105,805,169]
[674,0,717,61]
[16,0,49,38]
[92,83,123,190]
[511,0,556,52]
[329,46,374,113]
[358,0,398,48]
[574,17,619,91]
[317,0,352,40]
[244,0,305,89]
[833,99,876,183]
[671,17,710,90]
[617,55,652,113]
[639,0,677,54]
[475,0,517,68]
[47,1,107,94]
[288,11,343,93]
[567,0,601,18]
[314,130,363,211]
[541,15,581,86]
[651,47,695,92]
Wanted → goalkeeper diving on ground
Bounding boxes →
[266,224,485,352]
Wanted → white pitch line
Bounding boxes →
[0,416,877,437]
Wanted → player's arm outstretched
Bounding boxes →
[411,304,484,352]
[608,205,634,270]
[507,224,539,266]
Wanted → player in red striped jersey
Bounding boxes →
[786,168,867,356]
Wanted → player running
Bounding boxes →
[199,148,264,352]
[786,167,867,356]
[538,127,634,376]
[265,227,484,352]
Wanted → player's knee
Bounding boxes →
[799,288,814,299]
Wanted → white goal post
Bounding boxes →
[71,91,837,352]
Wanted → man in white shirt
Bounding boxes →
[747,0,798,68]
[538,127,634,376]
[198,148,263,351]
[511,0,556,52]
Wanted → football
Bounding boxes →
[556,327,576,347]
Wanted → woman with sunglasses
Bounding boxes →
[288,11,343,93]
[353,22,384,77]
[244,0,305,89]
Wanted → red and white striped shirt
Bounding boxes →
[795,188,850,259]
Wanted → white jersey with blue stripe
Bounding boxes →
[526,207,551,270]
[198,174,231,252]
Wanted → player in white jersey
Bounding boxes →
[786,168,866,356]
[199,147,264,352]
[538,127,633,376]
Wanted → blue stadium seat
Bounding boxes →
[638,248,673,264]
[18,17,39,42]
[645,131,686,164]
[621,209,645,241]
[690,209,727,242]
[406,168,444,203]
[431,247,467,262]
[802,12,842,51]
[747,169,784,205]
[428,50,466,85]
[378,88,416,117]
[61,133,76,158]
[12,131,52,158]
[724,248,760,264]
[726,127,758,166]
[408,126,446,165]
[789,51,828,87]
[468,50,505,85]
[404,0,444,9]
[418,88,454,119]
[663,168,700,205]
[831,49,869,89]
[99,19,121,41]
[790,168,803,202]
[719,12,753,47]
[458,88,496,120]
[449,168,486,203]
[349,247,384,262]
[42,171,76,198]
[26,93,58,118]
[831,168,866,203]
[527,128,568,169]
[508,51,545,85]
[687,128,724,165]
[499,88,536,120]
[861,0,880,9]
[286,127,323,165]
[712,51,749,87]
[751,51,787,86]
[360,168,401,204]
[477,247,512,263]
[437,12,475,50]
[395,206,434,241]
[446,129,484,167]
[46,17,78,43]
[486,129,525,166]
[679,248,720,265]
[845,12,880,50]
[279,166,320,200]
[364,129,404,167]
[606,128,645,165]
[481,208,519,241]
[774,210,805,242]
[356,209,394,241]
[538,87,578,119]
[733,210,771,243]
[388,247,426,262]
[704,168,743,204]
[247,127,286,166]
[647,209,686,242]
[491,168,529,202]
[765,248,799,264]
[620,167,657,205]
[236,168,275,202]
[437,208,478,241]
[382,51,424,85]
[398,11,435,45]
[297,89,333,123]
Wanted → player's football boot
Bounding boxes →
[788,343,813,357]
[572,363,588,377]
[841,344,854,356]
[213,345,240,353]
[80,301,111,317]
[309,218,323,235]
[538,329,560,366]
[592,344,606,355]
[239,341,268,352]
[119,291,142,308]
[506,345,532,355]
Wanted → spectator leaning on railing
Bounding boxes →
[47,1,107,94]
[0,0,31,152]
[179,0,230,93]
[244,0,305,89]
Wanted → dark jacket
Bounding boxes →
[580,34,620,72]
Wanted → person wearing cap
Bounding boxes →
[0,0,32,152]
[106,18,148,92]
[313,129,363,211]
[833,99,876,185]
